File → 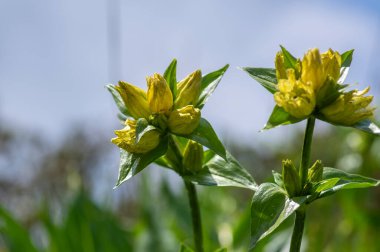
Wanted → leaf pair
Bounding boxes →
[249,167,379,249]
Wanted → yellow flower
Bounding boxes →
[111,119,160,153]
[183,140,204,172]
[168,105,201,135]
[146,73,173,114]
[321,49,341,82]
[175,70,202,108]
[301,48,327,92]
[275,52,287,80]
[320,87,375,125]
[115,81,150,119]
[274,69,316,118]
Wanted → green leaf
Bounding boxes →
[250,189,306,250]
[179,244,194,252]
[272,171,284,188]
[184,151,257,190]
[214,248,227,252]
[135,118,158,143]
[115,136,168,187]
[106,84,130,117]
[241,67,277,94]
[181,118,226,160]
[263,106,303,130]
[280,45,298,69]
[0,207,39,252]
[338,49,354,84]
[250,183,306,249]
[196,64,229,109]
[317,167,380,199]
[164,59,178,98]
[352,119,380,136]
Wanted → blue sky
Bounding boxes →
[0,0,379,146]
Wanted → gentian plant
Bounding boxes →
[242,47,380,251]
[107,60,255,251]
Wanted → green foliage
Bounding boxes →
[240,67,277,94]
[196,64,229,109]
[264,106,302,129]
[184,151,257,190]
[164,59,178,98]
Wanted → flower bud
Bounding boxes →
[175,70,202,108]
[320,87,375,126]
[301,48,327,91]
[116,81,150,119]
[321,49,341,82]
[146,73,173,113]
[274,69,316,118]
[275,52,287,80]
[308,160,323,183]
[168,105,201,135]
[282,159,301,197]
[111,119,160,153]
[183,140,204,172]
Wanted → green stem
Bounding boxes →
[300,117,316,187]
[290,117,315,252]
[290,209,306,252]
[184,180,204,252]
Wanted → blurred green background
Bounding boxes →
[0,119,379,252]
[1,0,380,251]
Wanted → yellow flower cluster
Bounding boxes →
[111,70,202,153]
[274,48,374,125]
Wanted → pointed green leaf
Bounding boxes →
[250,183,306,249]
[179,244,194,252]
[241,67,277,94]
[106,84,130,117]
[264,106,303,130]
[0,207,39,252]
[196,64,229,109]
[272,171,284,188]
[181,118,226,160]
[115,136,168,187]
[338,49,354,84]
[135,118,158,143]
[316,167,380,199]
[184,151,257,190]
[164,59,178,98]
[352,119,380,136]
[280,45,297,69]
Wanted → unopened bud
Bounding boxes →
[146,73,173,113]
[282,159,301,197]
[168,105,201,135]
[175,70,202,108]
[183,140,204,172]
[308,160,323,183]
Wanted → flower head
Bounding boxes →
[111,119,160,153]
[320,87,375,125]
[112,70,204,153]
[274,69,315,118]
[273,47,374,124]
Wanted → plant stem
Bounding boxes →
[184,180,204,252]
[300,117,316,187]
[290,208,306,252]
[290,117,315,252]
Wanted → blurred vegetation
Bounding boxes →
[0,119,379,252]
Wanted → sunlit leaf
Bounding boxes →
[338,49,354,84]
[280,45,298,69]
[352,119,380,136]
[181,118,226,160]
[196,64,229,109]
[241,67,277,94]
[115,136,168,187]
[250,183,306,250]
[263,106,303,130]
[106,84,130,117]
[316,167,380,199]
[164,59,178,98]
[184,151,257,190]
